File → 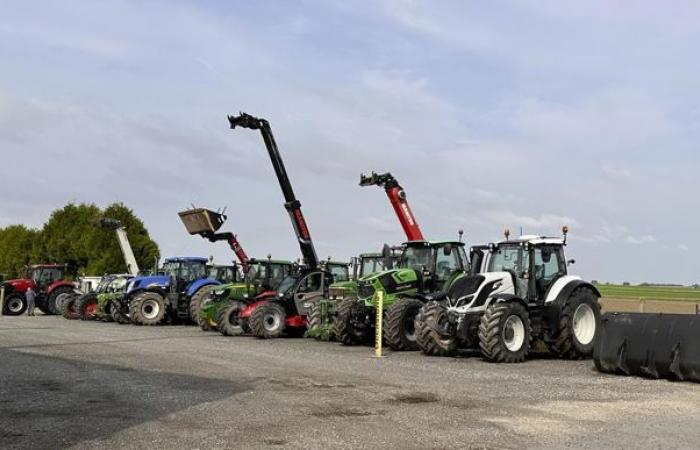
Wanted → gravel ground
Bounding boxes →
[0,315,698,449]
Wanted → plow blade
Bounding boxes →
[593,312,700,382]
[178,208,226,235]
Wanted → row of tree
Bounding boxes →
[0,203,159,279]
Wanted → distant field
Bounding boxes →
[597,284,700,301]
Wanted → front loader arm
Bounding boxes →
[228,113,319,270]
[360,171,425,241]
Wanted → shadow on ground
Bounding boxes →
[0,349,252,450]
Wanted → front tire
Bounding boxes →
[415,301,458,356]
[3,294,27,316]
[549,288,601,359]
[61,294,80,320]
[384,297,423,351]
[334,297,372,346]
[478,301,531,363]
[189,286,216,325]
[306,300,335,341]
[130,292,168,326]
[250,302,286,339]
[76,294,99,321]
[217,301,247,336]
[111,302,131,324]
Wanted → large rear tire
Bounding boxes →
[130,292,168,326]
[3,294,27,316]
[217,301,248,336]
[415,301,458,356]
[334,297,372,346]
[48,286,73,315]
[76,294,99,321]
[549,288,601,359]
[250,302,286,339]
[384,297,423,351]
[61,294,80,320]
[478,301,531,363]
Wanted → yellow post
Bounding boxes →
[0,286,4,315]
[374,291,384,357]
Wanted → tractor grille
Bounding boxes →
[358,282,375,299]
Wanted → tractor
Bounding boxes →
[113,256,222,325]
[334,239,468,350]
[415,227,602,363]
[1,264,74,315]
[215,112,347,339]
[63,274,133,321]
[306,249,401,341]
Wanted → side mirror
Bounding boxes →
[567,259,576,266]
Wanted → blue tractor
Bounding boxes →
[121,257,222,325]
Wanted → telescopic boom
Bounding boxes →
[359,172,425,241]
[228,113,319,270]
[98,218,140,276]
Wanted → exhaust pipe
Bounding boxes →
[593,312,700,382]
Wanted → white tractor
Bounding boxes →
[415,227,601,363]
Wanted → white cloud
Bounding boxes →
[626,235,657,245]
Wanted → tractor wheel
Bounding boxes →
[48,286,73,315]
[217,301,248,336]
[61,294,80,320]
[54,291,73,315]
[189,286,216,325]
[250,302,286,339]
[415,301,458,357]
[3,294,27,316]
[549,288,601,359]
[111,303,131,324]
[76,294,99,321]
[384,297,423,351]
[478,301,531,363]
[334,297,372,346]
[101,300,115,322]
[306,300,335,341]
[130,292,168,325]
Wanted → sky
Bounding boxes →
[1,0,698,284]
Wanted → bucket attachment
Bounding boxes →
[178,208,226,236]
[593,312,700,382]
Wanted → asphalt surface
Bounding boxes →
[1,315,699,449]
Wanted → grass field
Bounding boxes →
[597,284,700,301]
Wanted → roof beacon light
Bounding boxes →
[504,229,511,241]
[562,226,569,244]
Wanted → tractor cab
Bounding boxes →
[207,264,240,284]
[162,257,209,293]
[25,265,66,291]
[399,241,468,293]
[322,260,350,283]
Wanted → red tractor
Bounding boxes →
[1,265,74,316]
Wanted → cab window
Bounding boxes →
[298,272,323,293]
[329,265,349,282]
[533,247,564,282]
[435,246,461,281]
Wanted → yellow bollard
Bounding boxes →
[373,291,384,357]
[0,286,4,315]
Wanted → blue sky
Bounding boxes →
[1,1,698,284]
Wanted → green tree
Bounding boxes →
[0,202,159,278]
[0,225,41,278]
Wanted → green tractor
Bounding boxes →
[306,249,401,341]
[197,258,295,332]
[334,239,469,350]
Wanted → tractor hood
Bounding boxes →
[356,267,419,302]
[1,278,34,293]
[211,282,259,300]
[125,275,170,294]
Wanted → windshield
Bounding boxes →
[276,275,298,294]
[401,246,433,271]
[162,261,206,281]
[95,277,113,293]
[162,262,180,278]
[360,257,387,277]
[487,245,529,274]
[328,264,349,282]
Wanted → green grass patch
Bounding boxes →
[597,284,700,301]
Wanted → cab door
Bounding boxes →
[293,271,327,315]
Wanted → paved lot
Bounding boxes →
[0,315,699,449]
